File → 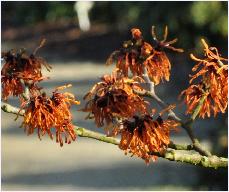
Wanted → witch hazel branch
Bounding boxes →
[1,26,228,168]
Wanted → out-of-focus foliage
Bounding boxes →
[2,1,227,50]
[2,2,75,26]
[91,1,228,50]
[190,2,228,37]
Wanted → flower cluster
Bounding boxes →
[181,39,228,118]
[113,115,179,164]
[83,27,183,163]
[83,70,179,163]
[82,72,148,129]
[106,26,183,85]
[1,41,51,100]
[21,84,80,146]
[2,41,81,147]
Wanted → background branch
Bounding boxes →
[1,102,227,169]
[141,68,212,157]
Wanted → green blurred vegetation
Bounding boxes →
[2,2,75,25]
[2,1,228,51]
[90,1,228,51]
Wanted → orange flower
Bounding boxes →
[181,39,228,118]
[144,50,171,85]
[131,28,142,40]
[1,43,51,100]
[1,75,24,100]
[106,26,183,85]
[21,84,80,146]
[181,84,210,118]
[144,26,183,84]
[189,39,227,85]
[115,115,179,164]
[82,73,148,129]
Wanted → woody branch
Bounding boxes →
[1,102,227,169]
[19,79,30,101]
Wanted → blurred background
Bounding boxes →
[1,1,228,190]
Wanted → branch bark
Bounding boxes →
[19,79,30,101]
[1,102,25,116]
[75,126,120,145]
[1,102,227,169]
[159,150,227,169]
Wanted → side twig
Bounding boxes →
[141,68,212,157]
[1,102,25,116]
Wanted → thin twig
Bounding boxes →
[0,102,193,151]
[75,126,120,145]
